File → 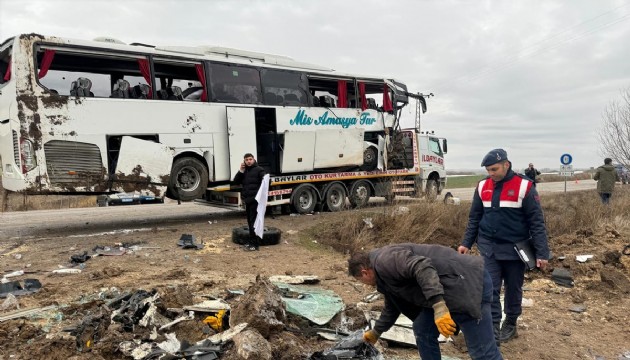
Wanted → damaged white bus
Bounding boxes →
[0,33,446,212]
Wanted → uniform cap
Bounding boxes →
[481,149,508,167]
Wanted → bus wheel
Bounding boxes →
[291,184,317,214]
[349,180,371,208]
[426,179,438,202]
[168,157,208,201]
[324,182,347,212]
[361,147,378,171]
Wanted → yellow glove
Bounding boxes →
[363,329,380,344]
[432,301,456,336]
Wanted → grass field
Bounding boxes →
[445,175,486,189]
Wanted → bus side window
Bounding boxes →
[153,60,205,102]
[35,48,148,98]
[209,62,261,104]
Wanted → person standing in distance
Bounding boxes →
[458,149,549,345]
[524,163,541,185]
[593,157,620,204]
[232,153,266,251]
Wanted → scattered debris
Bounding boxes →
[0,305,57,322]
[275,282,344,326]
[366,312,416,346]
[521,297,534,307]
[0,279,41,298]
[362,292,381,303]
[569,305,587,313]
[286,230,299,235]
[363,218,374,229]
[207,322,247,343]
[93,245,127,256]
[1,270,25,283]
[309,330,383,360]
[178,234,204,250]
[575,254,594,263]
[14,253,22,260]
[551,268,574,288]
[269,275,320,285]
[70,251,91,264]
[52,268,82,274]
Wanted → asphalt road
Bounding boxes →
[0,179,598,239]
[446,179,597,202]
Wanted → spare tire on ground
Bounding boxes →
[232,226,282,246]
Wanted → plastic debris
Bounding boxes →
[362,218,374,229]
[575,255,594,263]
[309,330,383,360]
[52,268,82,274]
[551,268,574,288]
[177,234,204,250]
[269,275,320,285]
[70,251,91,264]
[0,278,42,298]
[569,305,587,313]
[1,270,25,283]
[521,298,534,307]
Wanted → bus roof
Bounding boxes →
[5,33,401,84]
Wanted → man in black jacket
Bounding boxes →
[349,244,503,360]
[232,153,266,251]
[524,163,541,184]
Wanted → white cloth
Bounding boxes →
[254,174,270,238]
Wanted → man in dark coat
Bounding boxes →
[593,157,620,204]
[524,163,541,184]
[348,244,503,360]
[232,153,266,251]
[459,149,549,345]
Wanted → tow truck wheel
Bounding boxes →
[349,180,371,208]
[426,179,438,202]
[324,182,347,212]
[290,184,317,214]
[168,157,209,201]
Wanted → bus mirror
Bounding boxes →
[393,92,408,105]
[442,139,448,154]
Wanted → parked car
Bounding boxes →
[96,193,164,207]
[614,164,630,185]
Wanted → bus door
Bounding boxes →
[112,136,173,196]
[226,107,257,176]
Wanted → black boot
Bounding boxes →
[493,322,501,347]
[499,318,518,342]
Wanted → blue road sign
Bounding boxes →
[560,154,573,165]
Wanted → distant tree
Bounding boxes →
[598,88,630,169]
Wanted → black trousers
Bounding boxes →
[245,200,260,247]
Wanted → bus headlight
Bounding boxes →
[20,139,37,173]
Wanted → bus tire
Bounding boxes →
[324,182,347,212]
[232,226,282,246]
[349,180,371,208]
[168,157,208,201]
[290,184,317,214]
[361,147,378,171]
[426,179,438,202]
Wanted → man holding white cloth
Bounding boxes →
[232,153,267,251]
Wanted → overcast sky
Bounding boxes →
[2,0,630,171]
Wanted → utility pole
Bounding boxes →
[415,92,421,133]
